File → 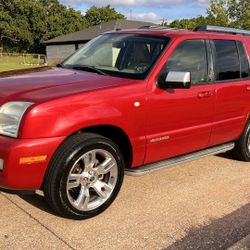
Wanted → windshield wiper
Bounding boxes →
[70,65,107,75]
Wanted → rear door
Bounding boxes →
[209,39,250,146]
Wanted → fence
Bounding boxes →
[0,53,47,72]
[0,53,47,66]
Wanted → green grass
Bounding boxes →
[0,63,39,72]
[0,55,44,72]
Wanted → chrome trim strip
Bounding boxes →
[125,143,235,177]
[195,25,250,36]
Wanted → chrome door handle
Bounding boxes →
[197,91,215,99]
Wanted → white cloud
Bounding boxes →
[127,12,163,23]
[197,0,210,7]
[61,0,82,5]
[61,0,207,8]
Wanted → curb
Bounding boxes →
[228,235,250,250]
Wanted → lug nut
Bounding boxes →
[89,170,94,175]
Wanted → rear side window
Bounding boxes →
[237,41,250,78]
[213,40,240,81]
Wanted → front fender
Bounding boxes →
[19,86,147,167]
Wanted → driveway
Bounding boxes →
[1,152,250,249]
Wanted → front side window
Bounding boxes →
[164,39,208,84]
[213,40,240,81]
[62,34,169,79]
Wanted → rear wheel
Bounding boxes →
[232,119,250,162]
[43,133,124,219]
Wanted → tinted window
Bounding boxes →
[213,40,240,81]
[165,40,208,84]
[237,41,250,78]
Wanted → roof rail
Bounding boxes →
[139,25,179,31]
[194,25,250,36]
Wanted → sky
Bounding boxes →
[60,0,211,24]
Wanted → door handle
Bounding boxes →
[197,91,215,99]
[246,86,250,91]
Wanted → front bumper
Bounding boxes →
[0,136,65,190]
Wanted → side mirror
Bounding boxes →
[158,71,191,89]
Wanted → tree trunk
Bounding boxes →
[0,39,3,55]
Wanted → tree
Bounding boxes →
[85,5,125,26]
[169,16,209,29]
[227,0,250,29]
[0,1,126,53]
[206,0,230,27]
[0,1,33,51]
[0,0,88,53]
[42,0,88,39]
[170,0,250,30]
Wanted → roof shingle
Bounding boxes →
[44,19,155,44]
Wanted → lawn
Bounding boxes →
[0,63,39,72]
[0,55,44,72]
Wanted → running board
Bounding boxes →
[125,142,235,177]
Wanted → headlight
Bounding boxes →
[0,102,34,138]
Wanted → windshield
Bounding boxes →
[62,33,170,79]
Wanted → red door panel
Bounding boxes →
[209,81,247,146]
[145,84,215,164]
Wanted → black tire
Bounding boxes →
[43,132,124,220]
[232,119,250,162]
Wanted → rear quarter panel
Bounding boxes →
[240,37,250,125]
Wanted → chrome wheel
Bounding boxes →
[66,149,118,212]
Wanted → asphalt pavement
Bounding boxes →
[1,152,250,249]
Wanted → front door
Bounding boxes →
[145,38,215,164]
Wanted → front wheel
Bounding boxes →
[43,133,124,219]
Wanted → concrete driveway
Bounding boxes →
[1,152,250,249]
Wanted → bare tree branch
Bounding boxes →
[0,34,20,42]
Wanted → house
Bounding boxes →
[44,19,156,63]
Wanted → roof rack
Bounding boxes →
[139,25,179,31]
[194,25,250,36]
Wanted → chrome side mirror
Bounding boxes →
[158,71,191,89]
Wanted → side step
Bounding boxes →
[125,142,235,177]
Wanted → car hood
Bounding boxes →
[0,67,131,103]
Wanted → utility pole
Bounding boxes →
[130,9,132,20]
[159,18,167,27]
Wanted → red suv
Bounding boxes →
[0,25,250,219]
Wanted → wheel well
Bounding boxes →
[40,125,133,191]
[77,125,133,168]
